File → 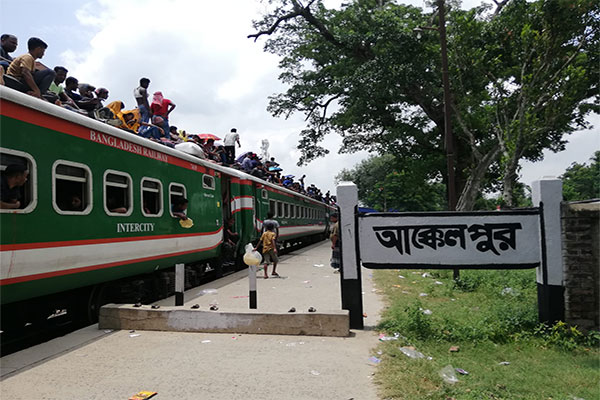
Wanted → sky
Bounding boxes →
[1,0,598,196]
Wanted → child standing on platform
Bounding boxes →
[255,224,279,279]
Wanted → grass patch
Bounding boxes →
[372,269,600,399]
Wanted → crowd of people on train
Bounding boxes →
[0,35,336,205]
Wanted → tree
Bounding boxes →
[560,151,600,201]
[250,0,599,210]
[336,154,446,211]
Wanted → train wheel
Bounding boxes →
[85,284,109,324]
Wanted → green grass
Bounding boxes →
[372,269,600,400]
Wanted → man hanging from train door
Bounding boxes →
[329,212,340,273]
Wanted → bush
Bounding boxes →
[534,322,600,351]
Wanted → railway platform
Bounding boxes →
[0,241,384,399]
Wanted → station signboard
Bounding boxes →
[358,210,541,269]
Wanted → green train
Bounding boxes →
[0,86,334,326]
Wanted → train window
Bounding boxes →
[104,170,133,216]
[283,203,289,218]
[52,160,92,215]
[269,199,276,216]
[141,178,163,217]
[202,174,215,190]
[296,205,300,219]
[277,201,283,218]
[262,189,268,200]
[291,203,295,218]
[0,148,37,213]
[169,183,187,218]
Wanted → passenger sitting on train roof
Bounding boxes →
[64,77,81,101]
[47,66,78,108]
[137,116,165,142]
[241,153,258,172]
[0,34,18,71]
[214,144,228,164]
[203,139,223,164]
[250,162,267,179]
[95,87,109,106]
[75,83,101,112]
[1,164,29,210]
[4,37,55,99]
[168,126,183,144]
[171,197,188,220]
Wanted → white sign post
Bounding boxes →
[337,180,563,329]
[337,182,364,329]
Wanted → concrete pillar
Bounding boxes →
[532,177,564,324]
[336,182,364,329]
[175,263,184,306]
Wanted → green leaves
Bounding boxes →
[251,0,599,209]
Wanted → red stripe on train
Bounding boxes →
[0,242,222,286]
[1,100,213,174]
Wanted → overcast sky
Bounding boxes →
[1,0,598,195]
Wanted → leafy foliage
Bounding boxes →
[560,150,600,201]
[336,154,446,211]
[251,0,599,210]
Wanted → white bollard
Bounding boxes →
[175,263,184,306]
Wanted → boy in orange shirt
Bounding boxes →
[255,223,279,279]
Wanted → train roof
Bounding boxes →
[0,87,335,210]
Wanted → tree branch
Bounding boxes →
[492,0,510,18]
[451,103,482,160]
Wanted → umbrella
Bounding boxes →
[268,166,282,172]
[198,133,221,141]
[236,151,252,162]
[284,174,295,178]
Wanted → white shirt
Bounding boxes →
[133,86,147,100]
[224,132,240,146]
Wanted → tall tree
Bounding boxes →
[336,154,446,211]
[560,151,600,201]
[250,0,599,210]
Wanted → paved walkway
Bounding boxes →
[0,241,384,400]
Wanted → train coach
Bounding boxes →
[0,86,335,328]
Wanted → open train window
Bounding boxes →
[290,203,295,218]
[53,160,92,215]
[296,205,300,219]
[104,170,132,216]
[269,199,276,216]
[202,174,215,190]
[141,178,163,217]
[277,201,283,218]
[284,203,289,218]
[0,148,37,213]
[262,189,268,200]
[169,183,187,218]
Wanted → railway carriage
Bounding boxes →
[0,87,334,328]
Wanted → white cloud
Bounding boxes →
[25,0,597,196]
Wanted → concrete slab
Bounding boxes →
[99,304,349,336]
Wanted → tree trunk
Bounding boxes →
[456,145,501,211]
[501,151,522,208]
